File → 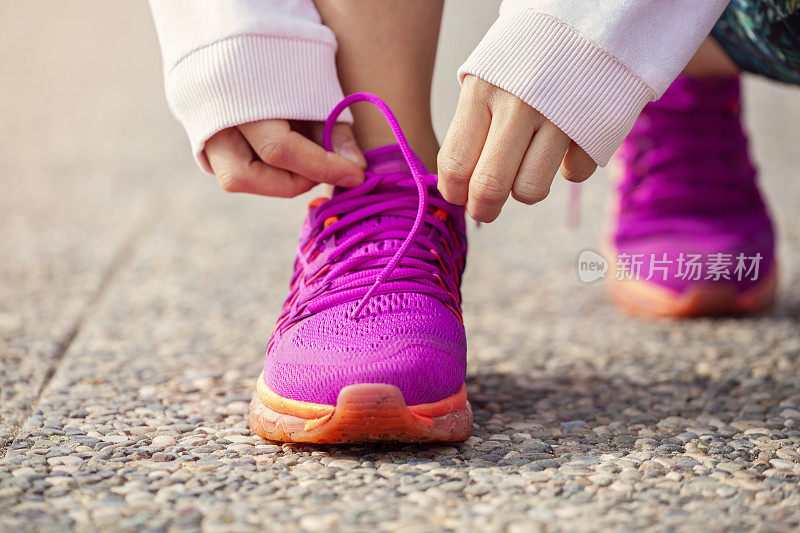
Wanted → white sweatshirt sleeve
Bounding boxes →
[148,0,350,172]
[459,0,730,165]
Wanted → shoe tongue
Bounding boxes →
[362,144,428,175]
[647,75,741,114]
[328,144,428,261]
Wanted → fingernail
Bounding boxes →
[338,142,367,168]
[339,175,363,188]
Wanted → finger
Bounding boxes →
[308,122,367,169]
[560,141,597,183]
[239,120,364,187]
[437,90,491,205]
[205,128,315,198]
[511,122,570,205]
[466,106,538,222]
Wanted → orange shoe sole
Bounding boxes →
[606,265,778,318]
[248,373,473,444]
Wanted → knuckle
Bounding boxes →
[437,153,472,183]
[258,137,289,166]
[471,174,507,203]
[512,183,550,205]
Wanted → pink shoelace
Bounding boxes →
[267,94,466,350]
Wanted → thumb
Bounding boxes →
[309,122,367,169]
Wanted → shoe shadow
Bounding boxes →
[281,368,799,466]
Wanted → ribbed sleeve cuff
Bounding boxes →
[458,8,656,166]
[165,34,352,173]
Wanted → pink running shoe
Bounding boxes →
[607,76,777,318]
[249,94,472,443]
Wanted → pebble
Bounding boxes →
[776,448,800,463]
[11,467,37,478]
[561,421,586,432]
[298,514,340,530]
[769,459,795,470]
[151,435,177,448]
[327,460,360,469]
[439,481,466,492]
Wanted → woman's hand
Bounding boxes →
[205,119,366,197]
[438,75,597,222]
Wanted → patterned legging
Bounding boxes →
[712,0,800,85]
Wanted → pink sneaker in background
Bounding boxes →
[607,76,777,317]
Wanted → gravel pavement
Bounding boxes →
[2,2,800,531]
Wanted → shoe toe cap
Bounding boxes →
[264,295,466,406]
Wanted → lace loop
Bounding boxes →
[323,93,431,319]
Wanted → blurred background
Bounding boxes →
[2,1,800,530]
